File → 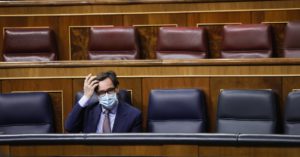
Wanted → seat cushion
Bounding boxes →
[3,28,57,61]
[217,90,279,134]
[221,24,273,58]
[156,27,209,59]
[0,92,55,134]
[88,27,140,60]
[148,89,207,133]
[283,21,300,58]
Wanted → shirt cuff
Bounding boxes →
[78,95,90,107]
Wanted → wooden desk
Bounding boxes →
[1,133,300,157]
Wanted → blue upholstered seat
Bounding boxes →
[147,89,207,133]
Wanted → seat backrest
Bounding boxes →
[0,92,55,134]
[147,89,207,133]
[75,89,132,105]
[221,24,273,58]
[3,28,58,62]
[88,27,140,60]
[156,27,209,59]
[283,21,300,58]
[284,91,300,135]
[216,90,279,134]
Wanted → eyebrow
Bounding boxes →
[99,87,115,92]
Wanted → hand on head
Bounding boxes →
[83,74,99,98]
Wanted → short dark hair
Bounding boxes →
[96,71,119,88]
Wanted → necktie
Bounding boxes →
[102,110,111,133]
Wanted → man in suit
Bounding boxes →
[65,71,142,133]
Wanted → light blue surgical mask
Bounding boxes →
[99,93,118,110]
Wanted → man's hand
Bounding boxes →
[83,74,99,99]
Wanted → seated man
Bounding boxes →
[65,71,142,133]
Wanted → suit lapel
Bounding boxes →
[90,103,102,132]
[112,102,128,132]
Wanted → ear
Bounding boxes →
[115,87,119,93]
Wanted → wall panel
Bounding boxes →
[252,10,300,23]
[72,78,83,105]
[187,12,251,26]
[118,78,143,110]
[0,1,298,15]
[282,77,300,108]
[124,14,186,26]
[70,27,90,60]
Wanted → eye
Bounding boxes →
[99,92,106,96]
[107,88,115,94]
[98,87,115,96]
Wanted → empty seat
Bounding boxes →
[221,24,273,58]
[88,27,140,60]
[147,89,207,133]
[283,21,300,58]
[216,90,279,134]
[156,27,209,59]
[3,28,58,62]
[284,91,300,135]
[0,92,55,134]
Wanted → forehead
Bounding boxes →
[99,77,114,90]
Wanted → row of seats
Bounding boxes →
[148,89,289,134]
[1,89,300,135]
[2,21,300,61]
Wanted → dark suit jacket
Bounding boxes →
[65,99,142,133]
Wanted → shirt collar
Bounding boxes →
[101,103,118,114]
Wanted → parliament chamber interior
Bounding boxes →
[0,0,300,156]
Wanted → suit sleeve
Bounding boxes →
[130,111,142,132]
[65,103,85,133]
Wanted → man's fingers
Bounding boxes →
[91,83,98,90]
[87,76,97,84]
[84,74,92,83]
[91,80,98,85]
[86,75,96,85]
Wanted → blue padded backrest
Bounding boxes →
[284,91,300,135]
[148,89,207,133]
[0,92,55,134]
[217,90,279,134]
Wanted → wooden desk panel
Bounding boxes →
[1,144,300,157]
[1,59,300,78]
[1,133,300,157]
[0,59,300,132]
[0,145,9,157]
